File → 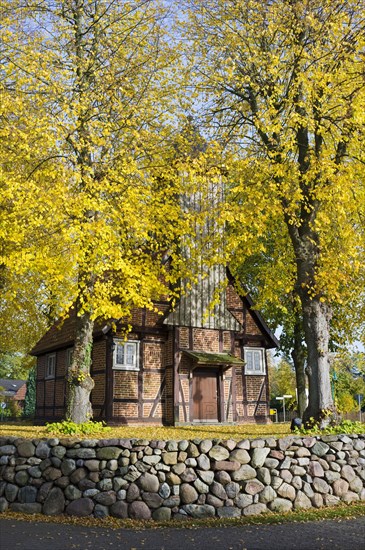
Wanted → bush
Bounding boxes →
[45,420,111,436]
[295,418,365,436]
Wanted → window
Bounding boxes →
[46,354,56,378]
[66,348,73,368]
[244,348,265,375]
[113,340,139,371]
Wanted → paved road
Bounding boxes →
[1,517,364,550]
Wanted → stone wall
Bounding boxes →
[0,434,364,520]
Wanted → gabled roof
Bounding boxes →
[226,268,279,349]
[0,379,27,399]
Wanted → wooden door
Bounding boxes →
[192,369,219,422]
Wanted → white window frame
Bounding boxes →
[66,347,73,368]
[113,340,140,371]
[244,347,266,375]
[46,353,56,379]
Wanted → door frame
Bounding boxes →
[190,367,224,423]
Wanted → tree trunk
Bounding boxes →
[291,314,307,418]
[301,297,335,428]
[66,310,95,423]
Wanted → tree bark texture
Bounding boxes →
[66,310,95,423]
[291,314,307,419]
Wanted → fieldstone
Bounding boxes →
[187,443,200,458]
[298,458,310,466]
[152,507,172,521]
[277,438,294,452]
[127,483,140,502]
[51,446,67,459]
[341,465,356,483]
[213,460,240,472]
[180,468,197,483]
[0,497,9,512]
[257,467,271,486]
[291,465,306,476]
[313,478,330,494]
[37,481,53,503]
[70,467,87,484]
[269,498,293,513]
[162,452,178,466]
[200,440,213,454]
[137,472,159,492]
[110,501,128,518]
[142,492,164,508]
[10,503,42,514]
[349,476,363,493]
[64,485,82,501]
[198,470,214,485]
[0,445,16,456]
[98,478,113,491]
[94,504,109,518]
[180,483,198,504]
[271,476,283,490]
[236,439,250,450]
[312,441,329,457]
[231,464,256,482]
[186,458,197,467]
[43,487,65,515]
[209,445,230,461]
[294,491,311,509]
[166,440,178,452]
[265,458,279,469]
[277,482,296,501]
[280,457,292,470]
[225,482,240,499]
[14,470,29,487]
[324,471,340,483]
[311,493,323,508]
[67,448,96,459]
[210,481,228,500]
[96,447,123,460]
[18,485,37,503]
[83,489,99,498]
[5,483,18,502]
[214,471,231,485]
[206,494,224,507]
[343,491,359,503]
[308,461,324,477]
[43,467,62,481]
[163,495,181,508]
[295,447,311,458]
[94,491,116,506]
[259,486,276,504]
[323,495,340,507]
[242,503,268,516]
[194,478,209,494]
[280,470,293,483]
[172,463,186,475]
[66,498,94,516]
[17,441,35,458]
[178,440,189,452]
[129,500,151,520]
[166,472,181,486]
[250,448,270,468]
[183,504,215,518]
[270,450,284,460]
[197,454,210,471]
[35,441,51,459]
[217,506,241,518]
[159,482,171,499]
[143,455,161,466]
[332,479,349,497]
[61,458,76,476]
[243,480,265,496]
[251,439,265,448]
[230,449,250,464]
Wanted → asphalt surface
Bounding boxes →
[0,517,364,550]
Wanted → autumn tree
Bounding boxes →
[185,0,365,426]
[1,0,194,423]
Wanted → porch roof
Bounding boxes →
[183,351,244,367]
